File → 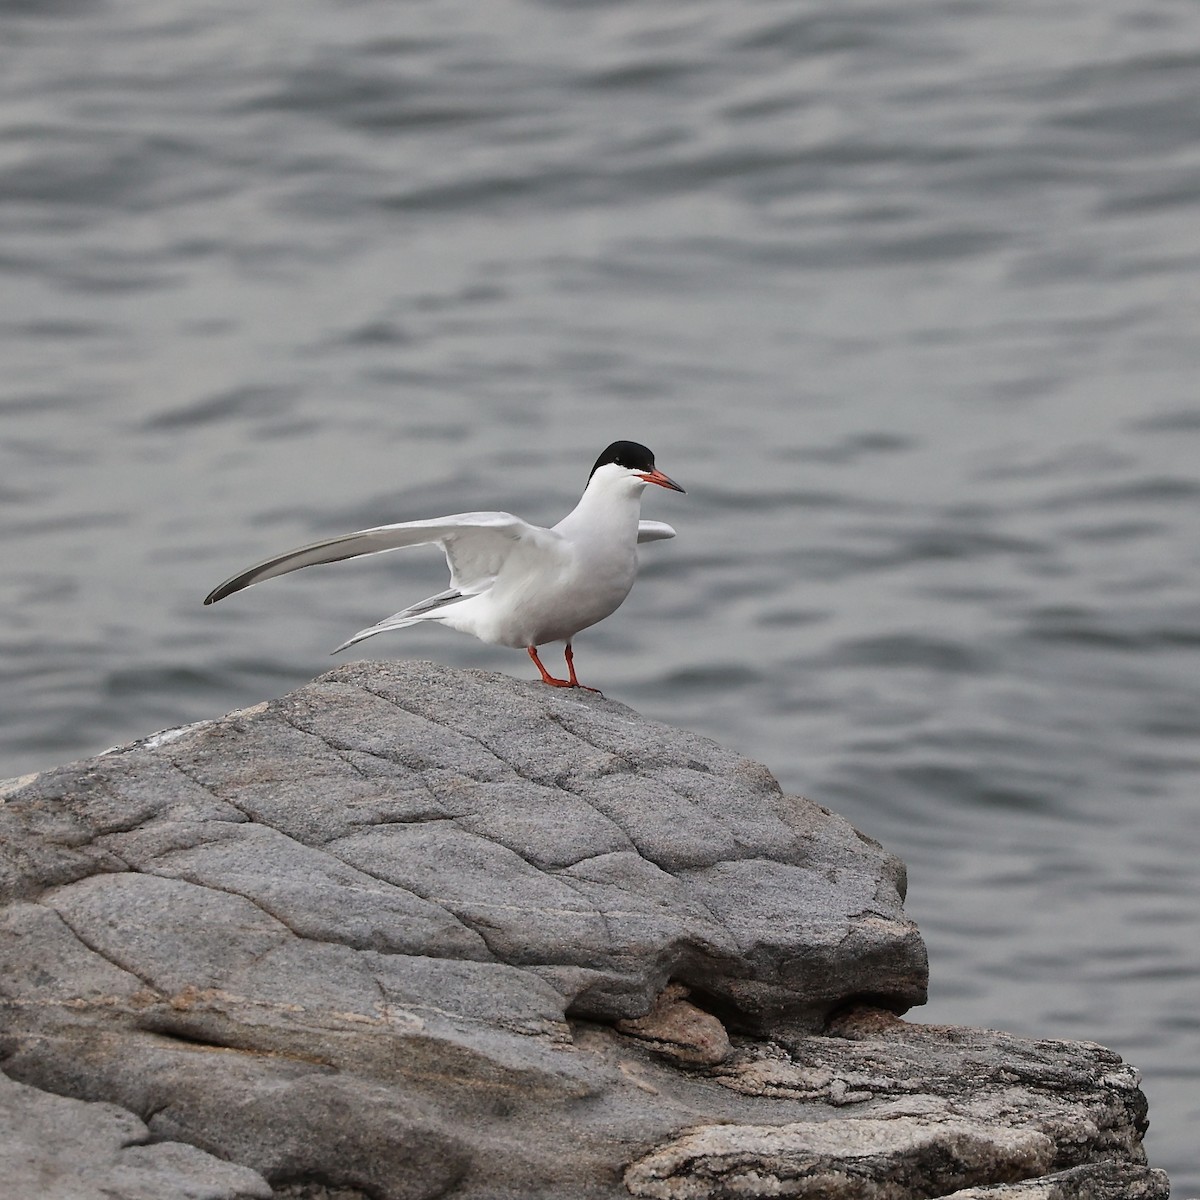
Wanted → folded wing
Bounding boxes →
[204,511,544,605]
[637,520,676,544]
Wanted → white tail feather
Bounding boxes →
[331,610,444,654]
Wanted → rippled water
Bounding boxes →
[2,0,1198,1187]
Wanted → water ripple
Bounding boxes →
[2,1,1198,1188]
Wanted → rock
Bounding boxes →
[0,661,1167,1199]
[0,1069,271,1200]
[624,1116,1054,1199]
[615,982,732,1066]
[627,1007,1170,1199]
[942,1160,1172,1200]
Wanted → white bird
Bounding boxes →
[204,440,684,691]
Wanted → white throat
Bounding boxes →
[555,465,646,538]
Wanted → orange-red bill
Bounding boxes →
[637,468,686,493]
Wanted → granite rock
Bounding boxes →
[0,1069,271,1200]
[626,1007,1170,1199]
[942,1160,1172,1200]
[0,661,1167,1199]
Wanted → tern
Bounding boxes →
[204,440,684,690]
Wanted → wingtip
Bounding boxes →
[204,578,245,605]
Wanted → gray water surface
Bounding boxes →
[2,0,1198,1187]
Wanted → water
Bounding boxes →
[2,0,1198,1188]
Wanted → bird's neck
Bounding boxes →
[557,479,643,542]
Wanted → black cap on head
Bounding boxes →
[589,440,656,480]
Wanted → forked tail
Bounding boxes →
[331,588,463,654]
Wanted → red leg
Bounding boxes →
[564,644,601,693]
[528,646,571,687]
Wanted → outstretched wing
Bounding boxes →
[204,511,545,605]
[637,520,676,544]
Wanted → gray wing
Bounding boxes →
[204,511,546,605]
[637,520,676,544]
